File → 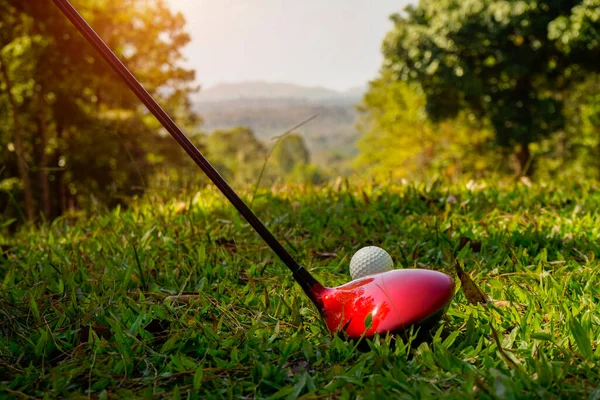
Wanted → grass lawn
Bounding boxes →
[1,180,599,399]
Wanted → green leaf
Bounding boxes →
[364,313,373,330]
[570,318,593,359]
[193,366,203,390]
[29,294,40,322]
[268,386,295,400]
[530,332,553,341]
[290,372,308,400]
[172,385,181,400]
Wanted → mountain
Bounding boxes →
[343,85,368,97]
[193,81,367,167]
[195,100,360,155]
[195,81,365,102]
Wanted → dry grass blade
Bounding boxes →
[454,261,490,305]
[311,250,338,259]
[163,294,203,304]
[492,300,525,310]
[215,238,237,252]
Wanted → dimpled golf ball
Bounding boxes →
[349,246,394,280]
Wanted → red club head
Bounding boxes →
[309,269,455,339]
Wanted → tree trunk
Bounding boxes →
[36,92,51,219]
[0,56,34,222]
[516,143,532,177]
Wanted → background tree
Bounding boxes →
[0,4,36,221]
[356,71,499,180]
[380,0,600,175]
[269,133,326,185]
[552,74,600,179]
[206,127,268,184]
[271,134,310,174]
[0,0,200,225]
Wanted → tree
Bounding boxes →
[356,72,498,180]
[271,133,310,174]
[0,4,36,222]
[206,126,267,184]
[0,55,33,221]
[381,0,600,175]
[549,0,600,66]
[554,74,600,179]
[0,0,200,224]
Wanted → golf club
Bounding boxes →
[51,0,455,340]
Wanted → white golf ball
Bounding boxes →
[349,246,394,280]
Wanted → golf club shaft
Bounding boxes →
[51,0,320,295]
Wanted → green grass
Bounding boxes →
[1,180,600,399]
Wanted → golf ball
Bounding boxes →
[349,246,394,280]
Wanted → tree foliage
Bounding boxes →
[205,127,318,186]
[206,126,267,184]
[0,0,200,226]
[550,73,600,178]
[271,134,310,174]
[356,72,499,180]
[380,0,600,173]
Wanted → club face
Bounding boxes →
[311,269,455,339]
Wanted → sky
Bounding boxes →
[165,0,413,91]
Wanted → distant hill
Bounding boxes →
[195,81,366,102]
[193,81,367,168]
[343,85,368,98]
[195,99,359,152]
